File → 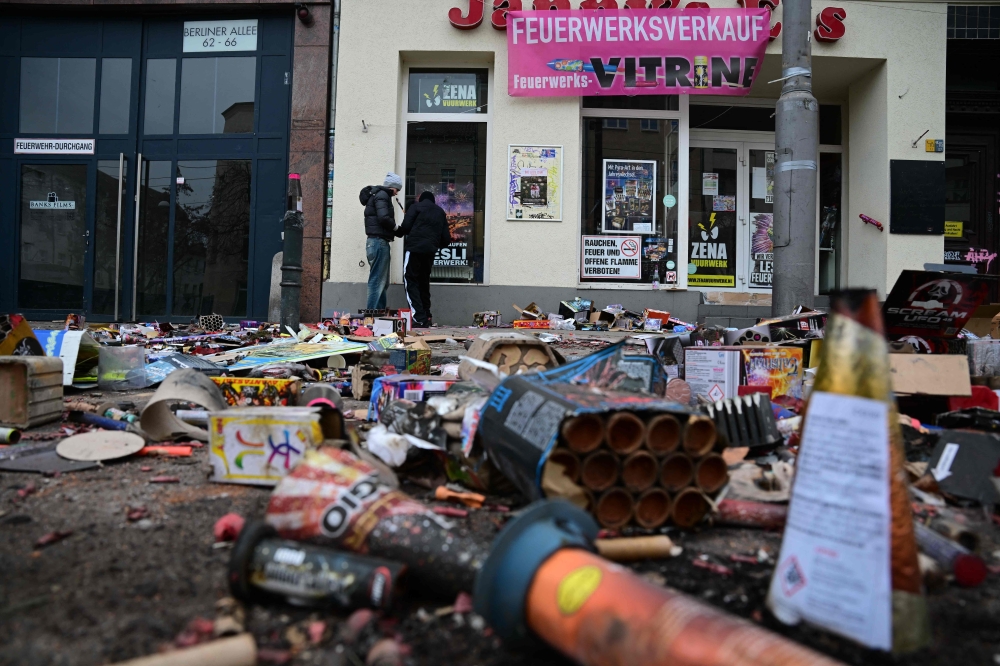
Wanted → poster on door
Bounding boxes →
[581,236,641,279]
[602,160,656,234]
[688,211,737,288]
[749,213,774,288]
[507,145,562,221]
[417,182,474,268]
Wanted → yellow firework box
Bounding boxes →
[209,407,323,486]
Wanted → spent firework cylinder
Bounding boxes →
[660,452,695,491]
[694,453,729,493]
[266,447,488,597]
[633,488,671,529]
[580,450,620,491]
[715,499,787,530]
[913,522,987,588]
[562,414,605,454]
[547,449,582,483]
[595,535,676,562]
[671,488,711,529]
[605,411,645,455]
[682,416,717,456]
[594,488,634,529]
[0,427,21,444]
[229,521,405,609]
[107,635,256,666]
[621,450,658,492]
[645,413,681,455]
[474,501,843,666]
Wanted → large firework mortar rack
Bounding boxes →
[477,342,728,530]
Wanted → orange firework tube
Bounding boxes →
[621,450,658,492]
[605,411,645,455]
[474,501,843,666]
[562,414,604,454]
[645,413,681,455]
[547,449,582,483]
[682,416,717,456]
[659,452,694,492]
[693,453,729,493]
[580,450,619,491]
[633,488,671,529]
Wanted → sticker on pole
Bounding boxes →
[581,236,642,279]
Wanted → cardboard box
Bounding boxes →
[964,304,1000,339]
[559,299,592,323]
[473,311,502,328]
[33,329,101,386]
[459,332,564,380]
[389,348,432,375]
[889,354,971,396]
[368,375,458,421]
[741,347,804,399]
[882,270,990,340]
[685,348,741,402]
[211,377,302,406]
[208,407,324,486]
[514,319,551,329]
[373,317,406,337]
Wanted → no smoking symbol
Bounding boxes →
[620,239,639,257]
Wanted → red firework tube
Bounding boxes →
[682,416,717,456]
[671,488,711,529]
[547,449,582,483]
[634,488,671,529]
[859,213,884,231]
[659,452,694,492]
[914,522,987,588]
[621,451,658,492]
[474,501,844,666]
[595,488,634,529]
[605,412,645,455]
[693,453,729,493]
[265,447,489,598]
[562,414,605,454]
[715,499,788,530]
[580,450,620,491]
[645,414,681,455]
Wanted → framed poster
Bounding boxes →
[508,145,562,221]
[602,160,656,234]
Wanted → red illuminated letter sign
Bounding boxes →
[533,0,571,8]
[449,0,484,29]
[492,0,522,29]
[815,6,847,42]
[737,0,781,40]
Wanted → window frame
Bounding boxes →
[400,64,493,286]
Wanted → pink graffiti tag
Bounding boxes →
[965,247,997,272]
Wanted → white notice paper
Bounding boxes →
[701,173,719,196]
[767,391,892,651]
[684,348,740,403]
[752,167,767,199]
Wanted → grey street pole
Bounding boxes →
[280,173,304,330]
[771,0,819,316]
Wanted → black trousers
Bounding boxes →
[403,251,435,326]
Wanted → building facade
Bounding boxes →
[324,0,953,324]
[0,1,332,323]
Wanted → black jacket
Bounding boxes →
[360,186,397,241]
[397,198,452,255]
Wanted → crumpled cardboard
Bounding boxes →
[458,332,564,381]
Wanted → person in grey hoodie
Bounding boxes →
[359,172,402,310]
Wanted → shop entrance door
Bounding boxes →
[688,140,774,292]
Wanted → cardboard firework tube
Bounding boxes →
[644,414,681,455]
[605,411,646,455]
[229,521,405,609]
[580,450,620,491]
[108,634,256,666]
[621,451,658,492]
[266,447,489,598]
[914,522,987,588]
[547,449,582,483]
[633,488,671,529]
[595,488,634,529]
[474,500,843,666]
[562,414,605,454]
[693,453,729,493]
[715,499,787,530]
[671,488,711,529]
[595,535,675,562]
[928,516,980,553]
[682,416,717,456]
[659,452,694,492]
[0,427,21,444]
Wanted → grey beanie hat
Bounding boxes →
[383,171,403,190]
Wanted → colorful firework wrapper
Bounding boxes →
[211,377,303,407]
[741,347,804,400]
[265,447,489,597]
[209,407,324,486]
[368,375,457,422]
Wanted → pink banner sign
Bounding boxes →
[507,8,770,98]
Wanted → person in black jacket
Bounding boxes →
[396,191,452,327]
[359,172,402,310]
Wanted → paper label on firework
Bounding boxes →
[208,407,323,486]
[265,447,438,552]
[741,347,803,399]
[767,392,892,651]
[211,377,302,407]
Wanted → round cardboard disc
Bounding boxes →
[56,431,145,462]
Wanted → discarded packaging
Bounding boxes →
[33,329,101,386]
[0,355,63,429]
[458,332,563,381]
[209,407,324,486]
[474,500,842,665]
[230,521,406,609]
[212,377,302,407]
[98,345,149,391]
[706,393,782,449]
[266,447,488,597]
[913,521,987,588]
[141,369,228,442]
[56,431,145,462]
[0,426,21,444]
